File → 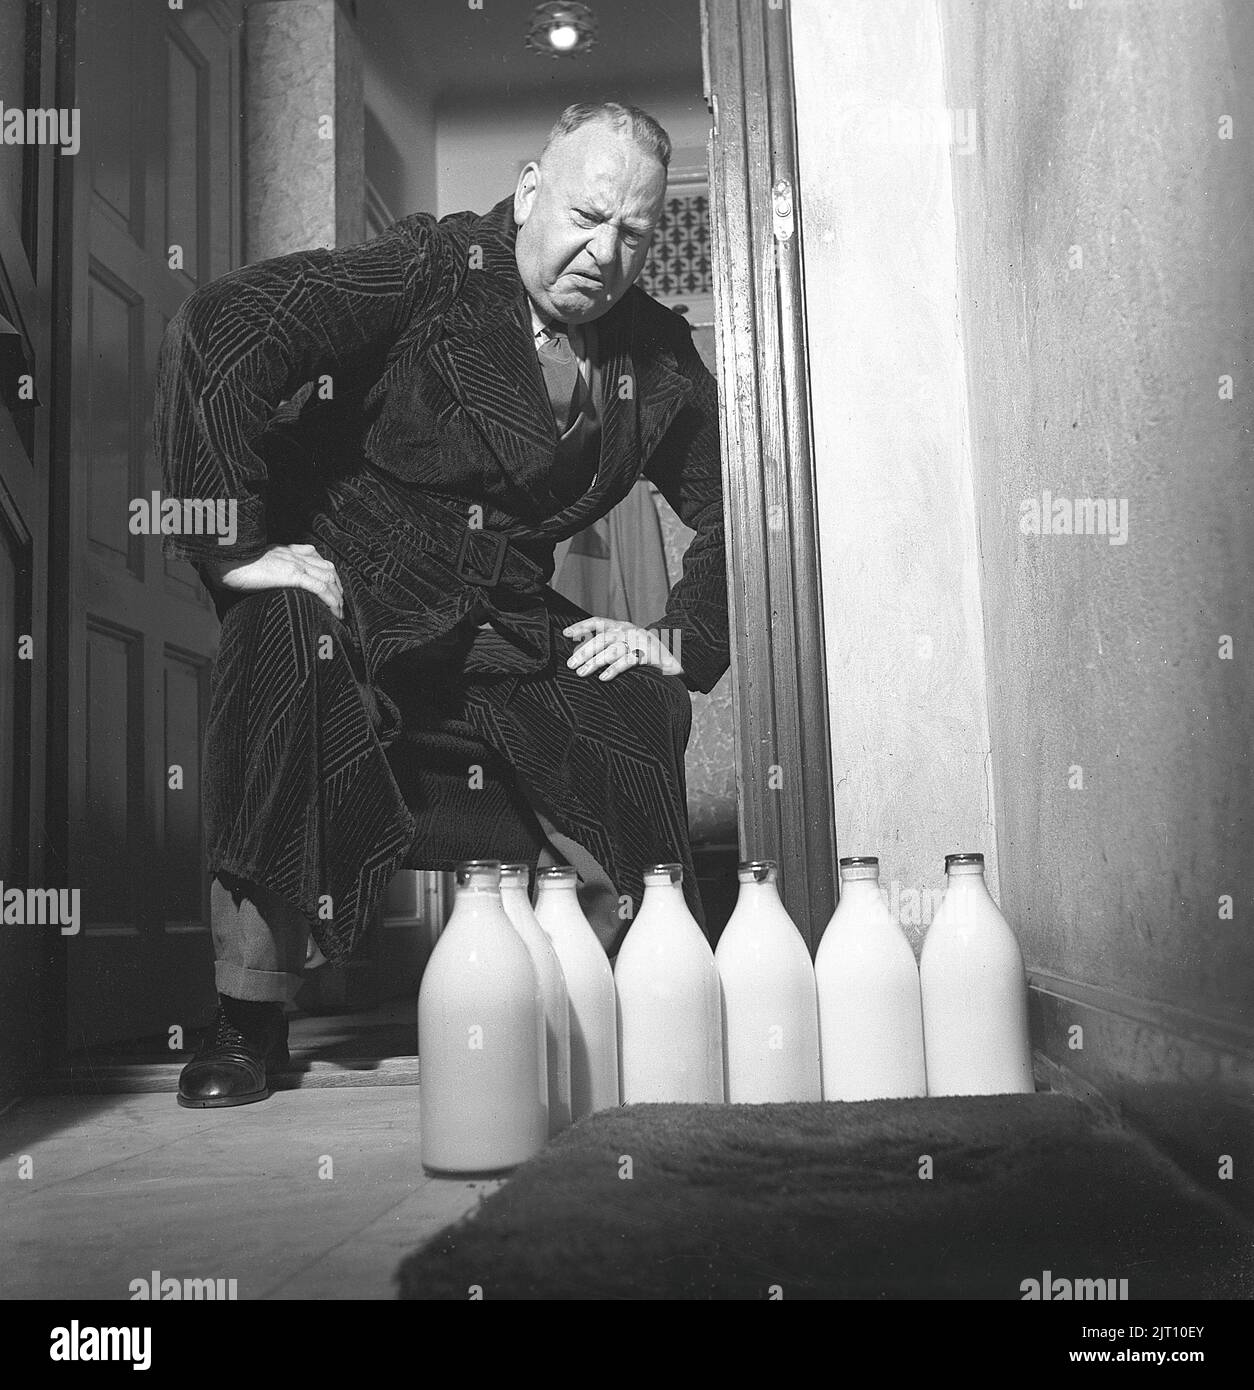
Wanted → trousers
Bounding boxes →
[205,587,699,999]
[212,871,310,1002]
[208,842,615,1003]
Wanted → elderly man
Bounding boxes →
[156,102,728,1108]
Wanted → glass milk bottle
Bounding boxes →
[417,859,547,1173]
[815,856,927,1100]
[500,861,572,1135]
[919,852,1034,1096]
[615,862,724,1103]
[533,865,619,1118]
[715,860,821,1102]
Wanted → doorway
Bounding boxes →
[6,0,832,1094]
[37,0,748,1087]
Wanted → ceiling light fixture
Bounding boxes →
[526,3,597,59]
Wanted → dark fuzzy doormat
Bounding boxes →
[395,1095,1252,1300]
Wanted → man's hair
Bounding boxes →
[540,102,672,171]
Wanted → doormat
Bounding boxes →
[396,1094,1252,1300]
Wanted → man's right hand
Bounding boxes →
[206,543,344,620]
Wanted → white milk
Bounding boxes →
[815,856,928,1101]
[615,863,724,1103]
[500,861,572,1135]
[417,859,547,1172]
[533,865,620,1118]
[920,852,1034,1096]
[715,860,821,1102]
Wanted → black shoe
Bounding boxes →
[177,997,291,1109]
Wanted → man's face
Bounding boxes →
[513,121,667,325]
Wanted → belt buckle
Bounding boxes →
[454,527,509,587]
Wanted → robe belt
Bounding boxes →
[342,468,551,595]
[322,468,562,673]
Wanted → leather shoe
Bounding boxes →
[177,997,290,1108]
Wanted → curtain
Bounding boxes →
[551,480,672,625]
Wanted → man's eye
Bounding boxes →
[573,210,596,227]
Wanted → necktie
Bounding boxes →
[536,324,582,431]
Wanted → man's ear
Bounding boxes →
[514,162,540,225]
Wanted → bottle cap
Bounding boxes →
[838,856,879,868]
[643,862,683,886]
[455,859,501,889]
[499,862,532,887]
[536,865,578,884]
[737,860,777,883]
[839,855,880,881]
[944,852,985,870]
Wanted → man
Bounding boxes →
[155,102,728,1108]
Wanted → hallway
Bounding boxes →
[0,0,1250,1320]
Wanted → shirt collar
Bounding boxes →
[528,301,602,381]
[528,299,558,343]
[528,298,587,350]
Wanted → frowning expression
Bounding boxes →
[513,121,667,325]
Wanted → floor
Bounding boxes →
[1,856,730,1304]
[1,1002,502,1300]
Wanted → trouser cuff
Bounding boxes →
[215,961,304,1003]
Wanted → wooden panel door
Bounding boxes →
[65,0,242,1047]
[0,0,65,1096]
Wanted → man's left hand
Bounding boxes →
[563,618,684,681]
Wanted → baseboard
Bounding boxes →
[1028,972,1254,1218]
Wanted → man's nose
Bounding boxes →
[586,224,620,268]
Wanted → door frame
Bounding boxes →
[15,0,837,1076]
[701,0,838,946]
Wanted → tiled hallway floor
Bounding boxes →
[0,1084,502,1300]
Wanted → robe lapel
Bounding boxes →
[429,239,556,500]
[636,327,694,463]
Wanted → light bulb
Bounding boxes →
[548,24,579,51]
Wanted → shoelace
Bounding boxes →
[200,1009,251,1055]
[199,1006,280,1057]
